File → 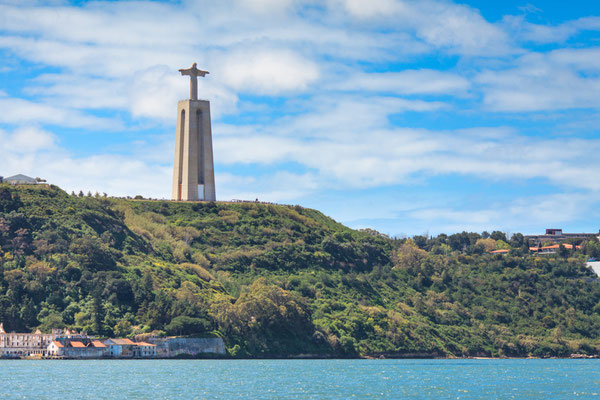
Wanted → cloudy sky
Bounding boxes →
[1,0,600,236]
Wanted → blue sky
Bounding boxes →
[1,0,600,237]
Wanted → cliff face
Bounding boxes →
[1,184,600,358]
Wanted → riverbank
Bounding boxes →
[3,353,598,360]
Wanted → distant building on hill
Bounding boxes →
[4,174,38,185]
[530,243,582,254]
[525,228,600,245]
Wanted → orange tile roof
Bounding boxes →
[490,249,510,254]
[541,244,581,250]
[91,340,107,348]
[530,244,582,251]
[109,338,136,345]
[136,342,156,347]
[70,341,86,348]
[52,340,64,348]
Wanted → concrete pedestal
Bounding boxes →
[171,99,216,201]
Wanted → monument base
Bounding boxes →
[171,99,216,201]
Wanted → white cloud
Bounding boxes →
[0,3,199,48]
[341,0,399,18]
[478,48,600,112]
[25,68,238,121]
[502,15,577,44]
[336,0,513,56]
[1,126,57,153]
[214,95,600,191]
[502,15,600,44]
[407,192,600,235]
[0,126,171,198]
[217,48,319,95]
[217,171,320,202]
[2,0,600,236]
[237,0,296,14]
[0,96,118,129]
[332,69,470,95]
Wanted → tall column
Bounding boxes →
[172,64,215,201]
[171,99,216,201]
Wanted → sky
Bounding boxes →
[1,0,600,237]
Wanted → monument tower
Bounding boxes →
[171,63,216,201]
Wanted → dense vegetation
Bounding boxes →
[1,184,600,358]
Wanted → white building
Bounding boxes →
[47,339,107,358]
[104,338,137,357]
[0,323,58,358]
[133,342,157,358]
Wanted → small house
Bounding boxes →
[104,338,137,357]
[133,342,157,358]
[47,338,107,358]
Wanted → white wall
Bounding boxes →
[587,261,600,276]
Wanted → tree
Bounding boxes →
[69,236,117,271]
[114,320,133,337]
[78,190,84,197]
[558,244,569,259]
[165,316,210,336]
[39,313,64,332]
[0,187,22,213]
[510,233,525,248]
[476,238,497,252]
[90,289,105,335]
[490,231,507,242]
[392,240,428,272]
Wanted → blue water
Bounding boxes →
[1,359,599,399]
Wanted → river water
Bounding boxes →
[1,359,599,399]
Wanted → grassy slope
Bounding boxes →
[1,184,600,357]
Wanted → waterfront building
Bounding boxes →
[0,323,59,357]
[133,342,157,358]
[104,338,137,357]
[48,339,107,358]
[147,337,226,357]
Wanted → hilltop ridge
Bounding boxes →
[1,184,600,357]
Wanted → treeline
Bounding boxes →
[1,184,600,357]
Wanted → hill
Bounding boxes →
[1,184,600,357]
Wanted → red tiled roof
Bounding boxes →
[136,342,156,347]
[70,341,86,348]
[91,340,107,348]
[490,249,510,254]
[530,244,582,251]
[52,340,64,348]
[108,338,136,345]
[542,244,580,250]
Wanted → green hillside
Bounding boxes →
[1,184,600,357]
